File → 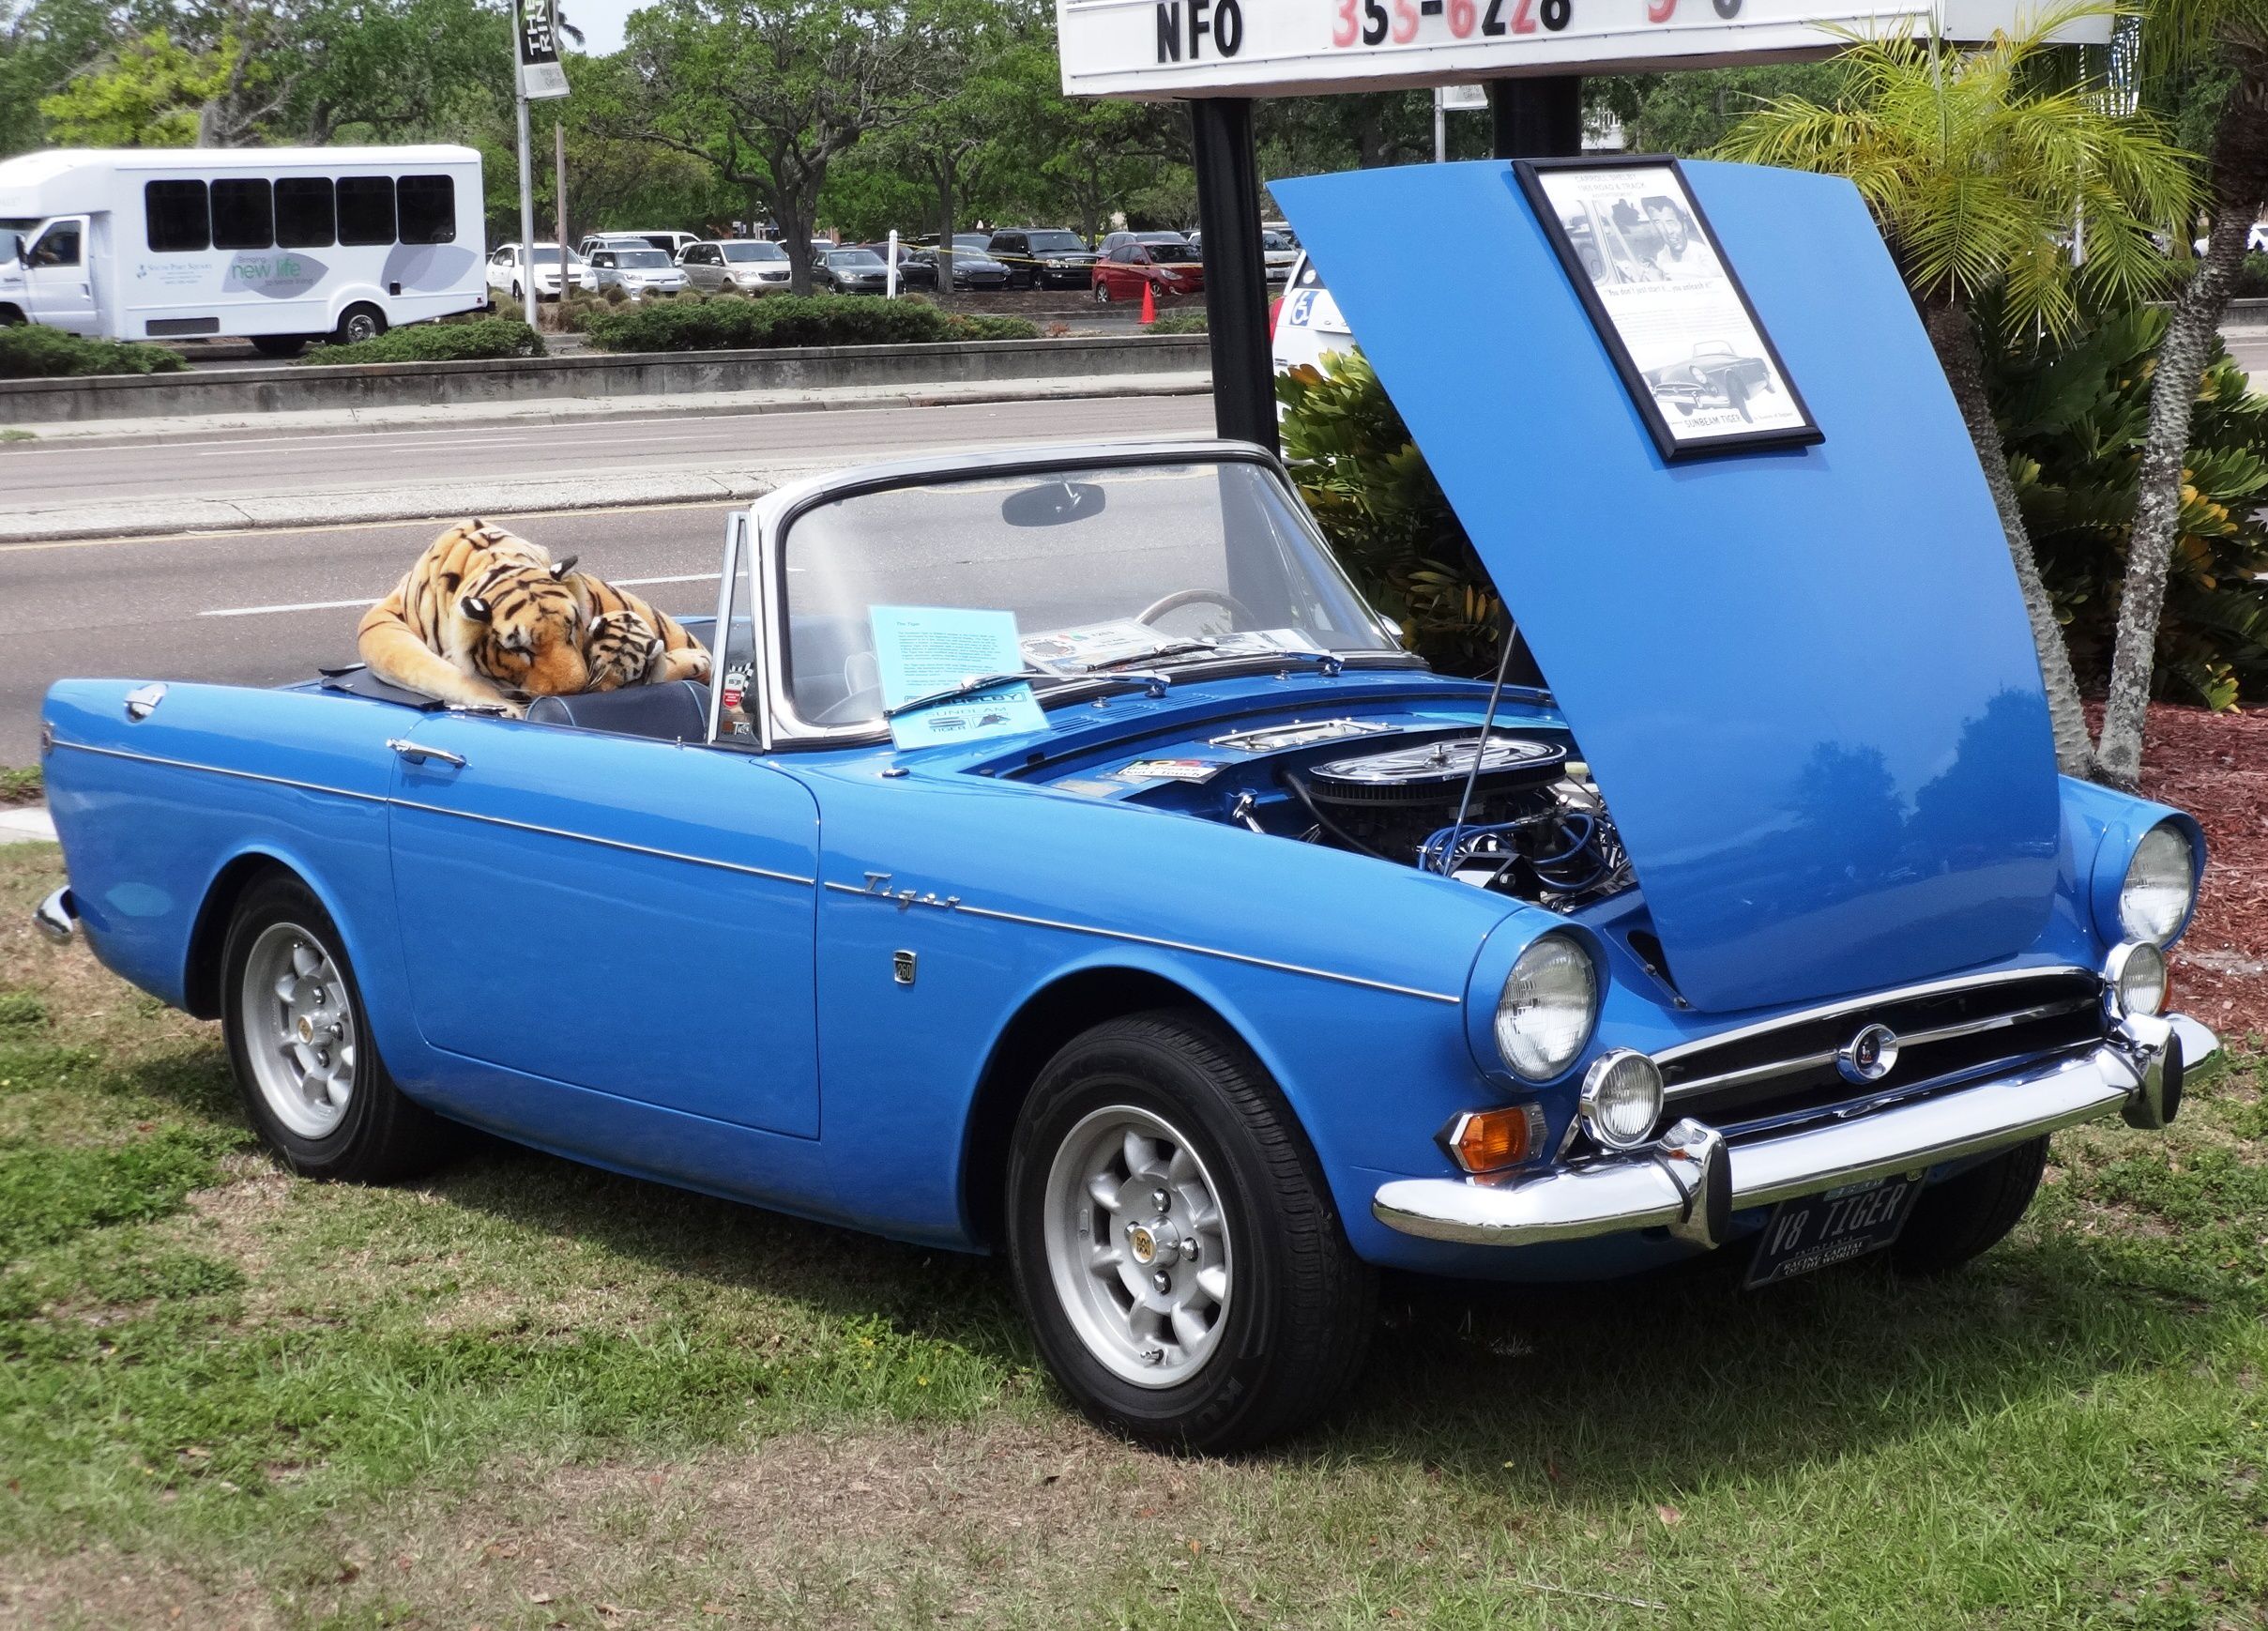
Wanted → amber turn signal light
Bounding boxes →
[1441,1104,1549,1174]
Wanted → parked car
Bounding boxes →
[1642,340,1776,420]
[812,246,890,294]
[485,241,583,302]
[985,227,1098,290]
[578,229,698,260]
[1091,239,1205,304]
[921,235,1013,290]
[1270,252,1351,382]
[32,160,2219,1453]
[678,238,793,294]
[581,245,689,299]
[857,241,936,291]
[1185,228,1300,282]
[1097,230,1194,258]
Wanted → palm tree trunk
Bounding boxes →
[2096,68,2268,788]
[1921,297,2097,778]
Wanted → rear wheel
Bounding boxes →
[1890,1137,2047,1275]
[221,873,444,1182]
[1005,1011,1376,1452]
[334,304,386,345]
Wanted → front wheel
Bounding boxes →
[1889,1136,2047,1275]
[334,304,386,345]
[221,872,444,1182]
[1005,1012,1376,1452]
[1093,280,1112,304]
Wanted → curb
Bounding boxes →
[0,805,55,846]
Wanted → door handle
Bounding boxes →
[387,738,466,769]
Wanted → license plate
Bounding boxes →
[1744,1172,1924,1288]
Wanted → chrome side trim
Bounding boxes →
[393,800,815,886]
[50,739,388,804]
[823,879,1460,1004]
[34,887,75,944]
[1372,1017,2213,1248]
[1664,994,2098,1102]
[1652,964,2097,1071]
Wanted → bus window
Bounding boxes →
[336,176,395,246]
[395,175,455,245]
[145,180,210,252]
[275,177,335,248]
[210,178,273,250]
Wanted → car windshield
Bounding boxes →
[616,250,672,268]
[952,236,990,250]
[775,459,1399,729]
[829,250,884,267]
[723,241,785,262]
[1027,232,1084,253]
[529,247,576,265]
[1140,236,1187,249]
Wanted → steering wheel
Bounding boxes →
[809,686,885,728]
[1137,588,1256,627]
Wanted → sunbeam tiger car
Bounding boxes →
[35,159,2219,1451]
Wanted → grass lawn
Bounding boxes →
[0,838,2262,1629]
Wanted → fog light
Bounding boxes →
[1579,1049,1665,1151]
[2107,940,2168,1018]
[1440,1104,1547,1174]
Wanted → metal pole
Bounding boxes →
[887,227,899,298]
[1189,96,1275,456]
[512,11,537,327]
[1434,88,1447,164]
[1487,76,1583,159]
[554,118,570,290]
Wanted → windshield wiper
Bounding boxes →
[1077,639,1218,674]
[882,670,1050,720]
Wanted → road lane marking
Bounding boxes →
[200,571,721,617]
[0,498,735,555]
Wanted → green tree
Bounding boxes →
[0,0,129,156]
[2098,0,2268,783]
[1718,8,2196,779]
[611,0,928,294]
[38,27,235,145]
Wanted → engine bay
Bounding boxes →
[1019,716,1635,913]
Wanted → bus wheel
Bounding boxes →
[0,305,23,327]
[335,305,387,346]
[251,334,308,358]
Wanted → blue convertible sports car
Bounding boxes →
[33,160,2219,1450]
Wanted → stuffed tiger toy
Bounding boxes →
[357,520,709,711]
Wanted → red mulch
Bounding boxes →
[2112,702,2268,1041]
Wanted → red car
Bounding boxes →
[1091,236,1205,304]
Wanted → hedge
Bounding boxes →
[308,317,544,366]
[0,325,187,379]
[585,293,1038,352]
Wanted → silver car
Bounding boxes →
[680,238,793,294]
[584,247,689,299]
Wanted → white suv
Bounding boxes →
[486,242,583,302]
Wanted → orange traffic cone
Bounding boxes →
[1140,280,1157,326]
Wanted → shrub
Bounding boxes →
[586,293,1035,353]
[1990,304,2268,709]
[0,325,186,378]
[308,317,543,365]
[1149,312,1209,334]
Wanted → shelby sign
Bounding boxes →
[1057,0,2108,98]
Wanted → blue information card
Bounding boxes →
[869,605,1050,750]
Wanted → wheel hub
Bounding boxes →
[1125,1216,1184,1267]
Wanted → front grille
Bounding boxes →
[1655,968,2106,1137]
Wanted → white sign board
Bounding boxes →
[517,0,571,100]
[1058,0,2108,99]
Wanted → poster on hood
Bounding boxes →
[1517,158,1821,463]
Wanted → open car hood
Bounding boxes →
[1273,160,2061,1014]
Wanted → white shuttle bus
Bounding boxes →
[0,145,486,355]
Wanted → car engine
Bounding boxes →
[1280,733,1631,910]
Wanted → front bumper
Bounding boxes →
[34,886,75,943]
[1374,1014,2217,1251]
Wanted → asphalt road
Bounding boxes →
[0,391,1211,511]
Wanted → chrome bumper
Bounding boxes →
[1374,1014,2218,1250]
[33,886,75,944]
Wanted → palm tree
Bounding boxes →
[2097,0,2268,785]
[1718,7,2195,778]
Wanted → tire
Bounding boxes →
[250,334,307,358]
[510,281,524,301]
[221,872,445,1183]
[1094,280,1112,305]
[1889,1136,2047,1275]
[1005,1010,1377,1452]
[334,304,386,345]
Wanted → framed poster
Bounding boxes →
[1515,157,1822,463]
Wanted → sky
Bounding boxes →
[563,0,634,57]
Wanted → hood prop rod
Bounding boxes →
[1436,625,1520,876]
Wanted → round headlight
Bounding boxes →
[1494,934,1598,1080]
[2120,824,2196,946]
[2107,940,2168,1018]
[1579,1049,1665,1151]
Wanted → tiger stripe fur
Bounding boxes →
[573,573,711,691]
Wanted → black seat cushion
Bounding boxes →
[525,680,710,741]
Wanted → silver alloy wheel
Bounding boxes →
[239,921,357,1139]
[1042,1104,1234,1388]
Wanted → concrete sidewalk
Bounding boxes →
[0,806,55,846]
[0,370,1210,544]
